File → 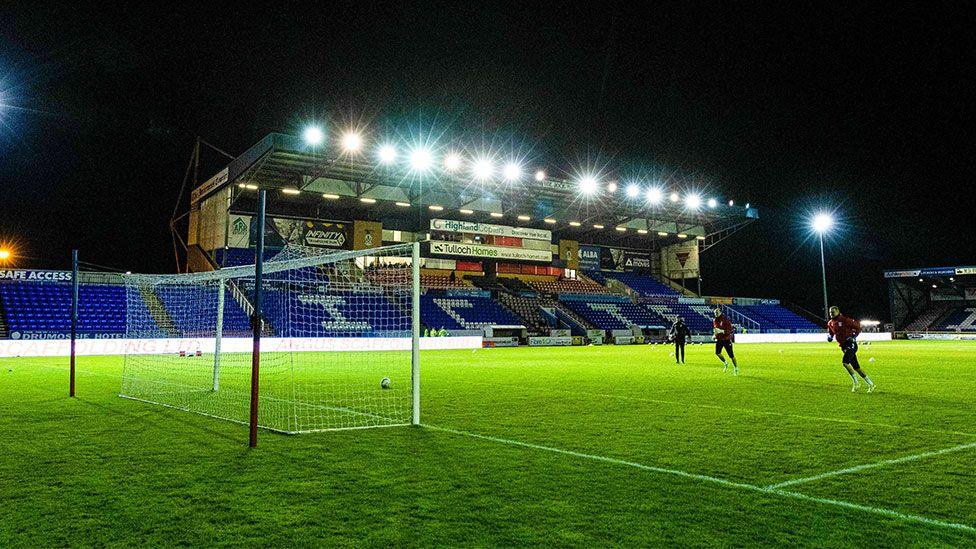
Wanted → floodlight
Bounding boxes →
[728,200,735,206]
[615,227,626,232]
[646,187,663,204]
[281,188,301,195]
[684,194,702,209]
[812,213,834,233]
[377,144,397,164]
[444,151,463,171]
[657,232,668,236]
[322,194,340,200]
[395,202,411,207]
[626,183,641,198]
[409,147,434,172]
[341,131,363,153]
[637,229,648,234]
[569,221,581,227]
[472,158,494,180]
[302,126,325,146]
[593,224,605,229]
[503,162,523,182]
[517,215,531,221]
[544,218,557,224]
[459,208,474,214]
[745,203,751,209]
[428,205,444,211]
[677,233,688,238]
[490,212,504,218]
[359,197,377,204]
[707,198,717,208]
[607,182,618,193]
[669,192,680,202]
[0,249,10,261]
[534,170,546,182]
[579,175,599,195]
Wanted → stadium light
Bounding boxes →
[745,202,751,209]
[302,126,325,146]
[593,224,605,229]
[490,212,504,218]
[707,198,718,208]
[245,184,258,190]
[544,218,557,224]
[428,205,444,211]
[607,182,618,193]
[579,175,599,196]
[534,169,546,182]
[0,249,10,262]
[677,233,688,238]
[657,231,669,236]
[409,147,434,172]
[377,144,397,164]
[646,187,663,204]
[670,192,680,203]
[637,229,648,234]
[517,214,531,221]
[459,208,474,214]
[341,131,363,153]
[395,202,411,207]
[281,188,301,195]
[503,162,523,182]
[322,193,340,200]
[359,197,377,204]
[569,221,582,227]
[472,158,494,180]
[625,183,641,198]
[615,226,626,232]
[444,151,463,171]
[728,200,735,206]
[811,211,836,320]
[684,194,702,210]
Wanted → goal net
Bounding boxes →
[120,242,420,434]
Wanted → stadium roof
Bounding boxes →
[189,133,758,249]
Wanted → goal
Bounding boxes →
[120,242,421,438]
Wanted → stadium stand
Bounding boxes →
[930,306,976,332]
[560,295,669,331]
[424,292,523,331]
[155,287,252,337]
[646,303,714,333]
[598,271,680,297]
[728,304,820,332]
[262,289,410,337]
[531,277,611,295]
[904,303,956,331]
[0,282,157,337]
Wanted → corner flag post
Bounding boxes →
[69,249,78,397]
[411,241,421,425]
[249,189,266,448]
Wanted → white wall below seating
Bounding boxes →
[733,332,892,344]
[0,336,483,358]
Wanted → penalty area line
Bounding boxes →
[765,440,976,489]
[424,424,975,534]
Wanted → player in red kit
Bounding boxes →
[827,306,876,392]
[712,308,739,375]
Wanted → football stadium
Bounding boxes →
[1,124,975,546]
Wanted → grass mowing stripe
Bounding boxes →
[453,379,976,438]
[766,441,976,489]
[425,424,976,534]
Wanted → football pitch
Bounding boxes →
[1,341,974,546]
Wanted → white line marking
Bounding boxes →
[450,379,976,438]
[425,424,976,533]
[766,441,976,489]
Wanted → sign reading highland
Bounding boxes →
[429,241,552,262]
[430,219,551,241]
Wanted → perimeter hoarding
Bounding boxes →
[429,241,552,262]
[430,219,551,241]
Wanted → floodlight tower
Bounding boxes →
[812,213,834,320]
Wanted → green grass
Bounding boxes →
[1,341,975,546]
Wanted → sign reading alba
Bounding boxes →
[430,219,551,241]
[430,241,552,262]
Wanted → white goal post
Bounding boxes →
[119,242,421,438]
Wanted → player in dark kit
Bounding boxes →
[712,308,739,375]
[827,306,876,392]
[668,317,692,364]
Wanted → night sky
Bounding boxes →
[2,3,974,320]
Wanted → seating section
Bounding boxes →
[425,294,523,331]
[647,303,714,333]
[730,304,820,332]
[263,289,410,337]
[562,300,669,331]
[531,278,610,295]
[931,307,976,332]
[602,271,679,296]
[155,286,252,336]
[366,267,472,290]
[0,282,157,336]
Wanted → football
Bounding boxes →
[380,377,391,389]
